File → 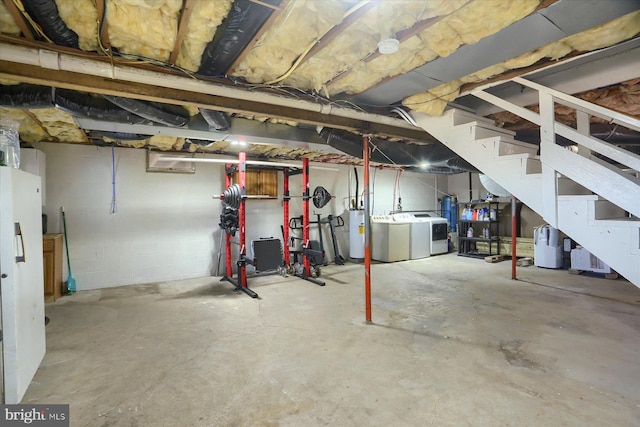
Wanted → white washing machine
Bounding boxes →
[416,216,448,255]
[393,213,430,259]
[370,215,410,262]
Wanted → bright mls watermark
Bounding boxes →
[1,405,69,426]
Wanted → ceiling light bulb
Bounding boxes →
[378,38,399,55]
[420,162,429,169]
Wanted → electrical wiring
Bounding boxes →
[390,106,418,127]
[368,140,397,165]
[93,2,199,80]
[253,0,298,49]
[392,169,398,212]
[371,166,377,213]
[265,0,372,85]
[406,174,452,197]
[12,0,54,42]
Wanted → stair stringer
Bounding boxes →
[412,110,544,212]
[557,196,640,285]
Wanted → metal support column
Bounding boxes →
[511,196,517,280]
[302,157,311,278]
[224,164,233,279]
[237,152,257,298]
[364,135,372,323]
[283,167,290,267]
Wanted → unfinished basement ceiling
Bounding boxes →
[0,0,639,171]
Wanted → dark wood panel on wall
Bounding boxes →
[234,169,278,198]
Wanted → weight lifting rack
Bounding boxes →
[220,154,325,299]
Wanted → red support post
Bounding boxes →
[224,164,233,279]
[511,196,517,280]
[238,152,247,288]
[302,158,311,277]
[283,168,290,267]
[363,135,372,323]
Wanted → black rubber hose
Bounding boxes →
[102,95,190,127]
[22,0,79,48]
[0,84,52,108]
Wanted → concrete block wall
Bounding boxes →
[36,142,444,289]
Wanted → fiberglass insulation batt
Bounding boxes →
[0,2,21,35]
[175,0,233,72]
[106,0,182,61]
[232,0,349,84]
[404,9,640,116]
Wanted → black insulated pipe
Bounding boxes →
[321,128,458,166]
[0,84,52,108]
[55,89,153,124]
[87,131,149,142]
[22,0,79,48]
[102,95,190,127]
[198,0,281,76]
[200,108,231,131]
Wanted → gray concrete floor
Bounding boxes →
[25,254,640,426]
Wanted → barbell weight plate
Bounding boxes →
[312,186,331,209]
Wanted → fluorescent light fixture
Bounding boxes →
[156,154,341,171]
[157,155,299,168]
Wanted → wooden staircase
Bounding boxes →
[412,79,640,288]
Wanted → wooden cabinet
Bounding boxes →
[43,234,63,302]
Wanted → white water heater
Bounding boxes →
[349,210,365,259]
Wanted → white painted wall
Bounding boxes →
[448,172,483,203]
[35,142,444,289]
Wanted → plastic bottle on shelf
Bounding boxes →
[490,208,497,221]
[0,119,20,168]
[467,226,474,237]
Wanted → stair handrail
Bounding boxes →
[473,79,640,173]
[513,77,640,133]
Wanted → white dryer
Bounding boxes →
[370,215,410,262]
[415,216,448,255]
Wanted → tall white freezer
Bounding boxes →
[0,168,45,403]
